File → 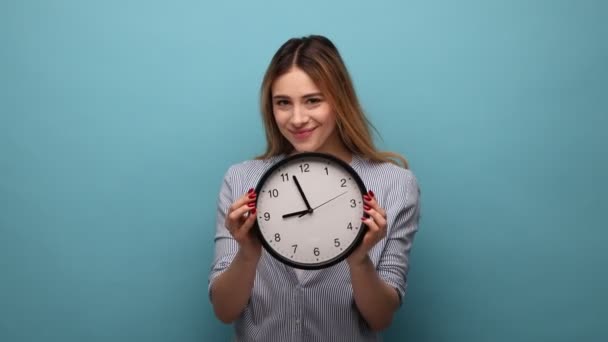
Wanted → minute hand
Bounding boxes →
[298,191,348,217]
[292,175,313,213]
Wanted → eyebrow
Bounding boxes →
[272,93,324,100]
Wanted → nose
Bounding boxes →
[290,104,309,127]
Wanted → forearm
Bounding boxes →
[211,249,259,323]
[348,256,400,331]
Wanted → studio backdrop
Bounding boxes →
[1,1,606,341]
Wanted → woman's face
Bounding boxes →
[271,67,344,155]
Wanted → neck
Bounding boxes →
[321,132,353,164]
[325,146,352,164]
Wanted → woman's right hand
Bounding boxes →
[225,188,261,262]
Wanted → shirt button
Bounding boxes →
[295,319,300,324]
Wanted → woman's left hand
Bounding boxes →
[347,190,387,266]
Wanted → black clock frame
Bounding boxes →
[253,152,368,270]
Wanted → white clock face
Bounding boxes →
[255,153,367,269]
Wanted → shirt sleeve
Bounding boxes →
[376,170,421,305]
[208,167,240,301]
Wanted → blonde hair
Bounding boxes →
[257,35,408,169]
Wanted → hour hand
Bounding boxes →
[292,175,313,213]
[282,209,311,219]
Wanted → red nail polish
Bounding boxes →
[251,208,257,215]
[248,202,255,207]
[368,190,375,198]
[361,217,367,221]
[364,205,371,210]
[248,188,254,194]
[248,193,257,199]
[363,195,371,201]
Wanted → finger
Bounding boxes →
[361,215,387,243]
[363,190,386,218]
[225,201,255,233]
[233,210,257,240]
[239,209,258,234]
[228,188,257,219]
[227,202,256,227]
[229,188,257,212]
[363,206,387,230]
[361,215,381,238]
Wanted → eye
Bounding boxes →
[306,97,322,105]
[275,99,290,106]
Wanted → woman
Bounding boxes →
[209,35,421,341]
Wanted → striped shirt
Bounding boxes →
[209,154,421,341]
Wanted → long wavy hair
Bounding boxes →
[257,35,408,168]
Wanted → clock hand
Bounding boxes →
[282,209,311,219]
[292,175,313,213]
[298,191,349,217]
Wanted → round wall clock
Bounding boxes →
[254,152,368,269]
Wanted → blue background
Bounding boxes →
[1,0,606,341]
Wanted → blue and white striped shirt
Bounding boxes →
[209,154,421,341]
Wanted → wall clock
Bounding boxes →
[254,152,368,269]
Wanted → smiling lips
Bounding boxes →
[291,127,316,140]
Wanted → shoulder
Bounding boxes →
[357,157,418,187]
[224,156,282,176]
[221,156,284,193]
[355,156,420,203]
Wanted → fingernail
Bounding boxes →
[248,202,255,207]
[248,188,254,194]
[363,195,372,201]
[361,217,367,221]
[363,205,371,211]
[251,208,257,215]
[368,190,375,198]
[248,193,257,199]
